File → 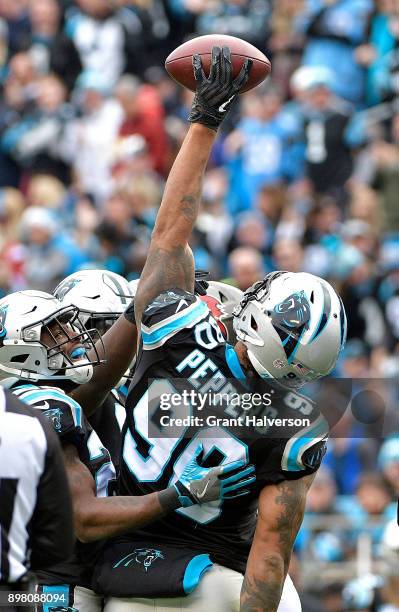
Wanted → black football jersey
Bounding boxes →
[88,388,126,473]
[120,290,328,573]
[11,383,116,587]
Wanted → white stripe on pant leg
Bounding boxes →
[103,566,301,612]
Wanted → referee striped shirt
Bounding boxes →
[0,387,74,583]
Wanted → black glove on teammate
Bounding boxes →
[189,46,252,131]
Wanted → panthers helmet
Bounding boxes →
[0,290,102,387]
[233,271,347,388]
[203,281,243,345]
[54,270,134,334]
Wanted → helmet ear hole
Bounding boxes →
[250,315,258,331]
[310,291,315,303]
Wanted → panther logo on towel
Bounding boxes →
[113,548,165,572]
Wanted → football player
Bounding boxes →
[0,289,255,611]
[101,48,347,611]
[53,269,136,469]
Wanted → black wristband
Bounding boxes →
[158,487,181,512]
[124,300,136,324]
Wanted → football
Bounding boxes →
[165,34,271,93]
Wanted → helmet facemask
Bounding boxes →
[22,305,104,384]
[79,311,120,336]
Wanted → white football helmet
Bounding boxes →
[204,281,243,344]
[54,270,134,334]
[0,290,102,387]
[54,270,136,389]
[233,271,347,388]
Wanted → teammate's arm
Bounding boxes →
[64,444,255,543]
[70,313,137,416]
[240,474,315,612]
[63,444,164,542]
[134,47,252,326]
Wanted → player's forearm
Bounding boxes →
[240,554,286,612]
[134,124,216,321]
[75,492,166,543]
[151,123,216,247]
[71,314,137,416]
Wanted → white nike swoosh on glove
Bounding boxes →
[218,95,235,113]
[196,479,211,499]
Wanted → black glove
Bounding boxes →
[189,46,252,131]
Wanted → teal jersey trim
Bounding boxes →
[183,554,213,594]
[14,388,82,428]
[285,418,328,472]
[142,300,208,346]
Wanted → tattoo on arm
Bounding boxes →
[240,572,283,612]
[134,241,195,326]
[240,477,311,612]
[274,480,306,565]
[180,194,198,223]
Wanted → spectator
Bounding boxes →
[295,467,348,563]
[379,436,399,497]
[364,114,399,233]
[0,187,25,291]
[0,0,30,57]
[64,0,149,84]
[62,70,123,203]
[26,0,82,91]
[295,0,374,106]
[300,68,356,204]
[2,73,72,183]
[115,75,168,175]
[194,0,272,51]
[228,246,264,290]
[223,85,301,212]
[273,238,304,272]
[19,206,87,291]
[25,174,66,209]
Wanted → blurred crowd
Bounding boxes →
[1,0,399,609]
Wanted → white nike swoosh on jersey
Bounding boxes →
[34,401,50,410]
[218,95,235,113]
[196,479,211,499]
[176,299,188,313]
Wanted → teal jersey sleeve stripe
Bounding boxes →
[142,300,208,346]
[284,417,328,472]
[15,389,82,428]
[12,384,39,395]
[183,554,213,594]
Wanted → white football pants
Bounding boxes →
[103,565,301,612]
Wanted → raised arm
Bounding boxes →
[134,47,252,326]
[72,48,251,413]
[70,312,137,415]
[240,474,315,612]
